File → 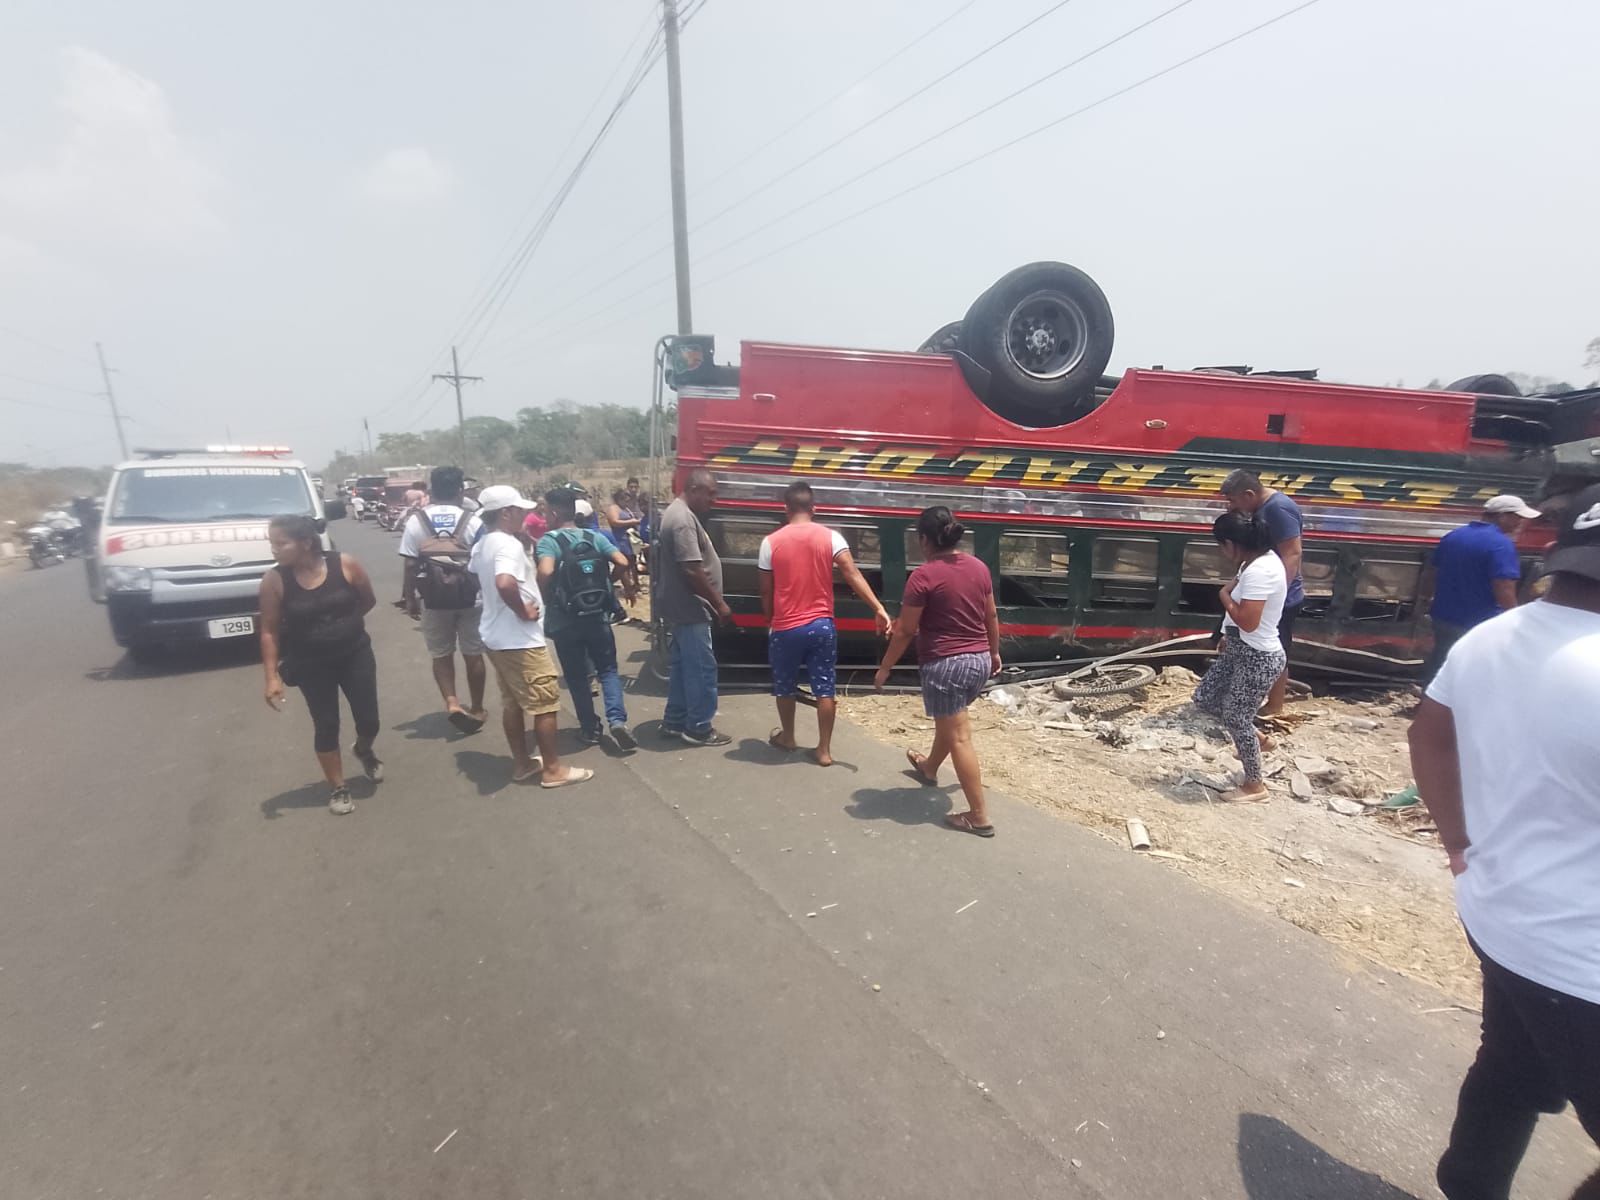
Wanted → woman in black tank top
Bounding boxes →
[260,515,381,814]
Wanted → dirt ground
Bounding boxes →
[841,668,1480,1005]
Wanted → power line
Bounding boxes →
[0,368,100,396]
[480,0,1082,359]
[493,0,1326,360]
[684,0,1204,272]
[0,393,111,420]
[369,3,664,425]
[523,0,986,305]
[700,0,982,193]
[0,324,99,368]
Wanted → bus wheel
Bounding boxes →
[1052,663,1156,697]
[917,321,963,353]
[961,262,1114,425]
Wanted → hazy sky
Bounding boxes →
[2,0,1597,469]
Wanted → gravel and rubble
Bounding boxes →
[844,665,1478,1001]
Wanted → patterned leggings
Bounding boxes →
[1193,631,1285,782]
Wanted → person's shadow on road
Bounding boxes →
[393,712,464,742]
[1237,1113,1420,1200]
[260,778,376,820]
[723,737,859,773]
[845,784,954,828]
[454,750,515,796]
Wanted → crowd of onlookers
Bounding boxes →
[260,462,1600,1200]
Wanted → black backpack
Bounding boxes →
[407,508,479,610]
[552,530,612,620]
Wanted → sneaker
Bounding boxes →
[328,786,355,815]
[353,744,383,782]
[678,727,732,747]
[578,727,603,747]
[659,724,684,740]
[609,724,638,752]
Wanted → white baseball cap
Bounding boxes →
[1484,494,1540,519]
[476,484,532,513]
[575,498,594,518]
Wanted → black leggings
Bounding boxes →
[296,642,380,754]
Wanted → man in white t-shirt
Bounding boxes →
[399,466,487,733]
[1410,482,1600,1200]
[468,486,591,790]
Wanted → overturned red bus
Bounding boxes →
[655,263,1600,681]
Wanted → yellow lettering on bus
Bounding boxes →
[1098,462,1163,491]
[958,452,1024,484]
[1181,467,1230,495]
[1020,457,1090,486]
[790,443,858,473]
[863,447,936,477]
[1267,474,1317,494]
[1401,481,1458,507]
[1329,476,1390,501]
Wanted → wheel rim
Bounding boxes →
[1002,289,1089,381]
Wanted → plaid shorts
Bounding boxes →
[919,650,991,718]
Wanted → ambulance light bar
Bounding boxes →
[135,445,294,458]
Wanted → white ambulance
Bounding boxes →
[89,447,345,659]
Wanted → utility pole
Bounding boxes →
[432,346,482,468]
[663,0,694,335]
[94,342,129,461]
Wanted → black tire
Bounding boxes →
[1053,663,1156,698]
[1446,373,1522,397]
[918,321,964,354]
[960,262,1114,425]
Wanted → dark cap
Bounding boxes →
[1544,483,1600,583]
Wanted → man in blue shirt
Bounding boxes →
[535,488,639,752]
[1221,470,1304,715]
[1423,494,1538,681]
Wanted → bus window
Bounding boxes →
[1354,555,1423,621]
[705,515,780,599]
[837,523,883,569]
[904,527,973,566]
[705,515,779,560]
[1091,537,1159,610]
[1178,540,1229,613]
[1300,548,1337,617]
[997,533,1070,606]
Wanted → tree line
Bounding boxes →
[323,401,671,482]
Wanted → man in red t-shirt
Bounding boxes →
[758,481,890,765]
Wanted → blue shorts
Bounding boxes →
[768,617,838,699]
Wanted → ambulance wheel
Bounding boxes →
[961,262,1114,425]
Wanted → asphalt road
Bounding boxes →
[0,519,1593,1200]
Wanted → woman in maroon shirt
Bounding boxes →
[874,506,1001,836]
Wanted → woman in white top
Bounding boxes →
[1194,510,1288,801]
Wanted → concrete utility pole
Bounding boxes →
[433,346,482,468]
[94,342,129,461]
[663,0,694,335]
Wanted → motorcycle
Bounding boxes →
[26,525,66,568]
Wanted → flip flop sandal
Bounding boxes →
[768,728,798,752]
[448,710,486,734]
[944,812,996,838]
[512,758,545,784]
[541,767,595,790]
[905,750,939,786]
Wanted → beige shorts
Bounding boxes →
[421,606,486,658]
[488,646,561,717]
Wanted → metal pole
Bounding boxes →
[663,0,694,335]
[433,347,481,470]
[451,345,468,466]
[94,342,129,461]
